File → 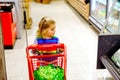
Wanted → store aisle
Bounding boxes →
[4,0,112,80]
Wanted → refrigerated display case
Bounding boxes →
[90,0,120,33]
[104,1,120,33]
[89,0,107,31]
[97,1,120,79]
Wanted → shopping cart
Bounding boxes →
[26,43,67,80]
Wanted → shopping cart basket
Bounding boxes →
[26,43,67,80]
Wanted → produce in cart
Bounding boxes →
[34,64,64,80]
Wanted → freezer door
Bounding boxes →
[90,0,107,30]
[104,0,120,33]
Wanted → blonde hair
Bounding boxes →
[37,17,55,37]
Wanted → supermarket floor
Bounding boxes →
[4,0,113,80]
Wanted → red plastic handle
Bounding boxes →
[27,43,64,51]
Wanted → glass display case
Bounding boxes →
[97,0,120,79]
[104,1,120,33]
[97,34,120,80]
[90,0,107,30]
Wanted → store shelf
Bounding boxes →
[35,0,51,4]
[22,0,32,29]
[66,0,89,21]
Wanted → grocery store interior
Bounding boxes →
[1,0,120,80]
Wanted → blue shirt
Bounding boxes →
[34,36,59,44]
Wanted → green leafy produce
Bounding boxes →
[34,64,64,80]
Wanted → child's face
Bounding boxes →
[45,24,56,38]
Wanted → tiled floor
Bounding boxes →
[5,0,113,80]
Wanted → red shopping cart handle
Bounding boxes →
[26,43,67,80]
[27,43,64,51]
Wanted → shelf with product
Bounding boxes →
[23,0,32,29]
[35,0,51,4]
[66,0,90,21]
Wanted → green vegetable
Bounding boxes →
[34,64,64,80]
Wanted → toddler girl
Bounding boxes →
[35,16,58,45]
[34,16,60,62]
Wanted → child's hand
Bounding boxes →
[58,48,64,53]
[32,49,39,54]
